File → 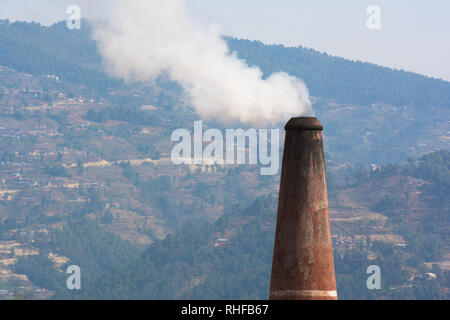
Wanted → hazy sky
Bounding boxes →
[1,0,449,81]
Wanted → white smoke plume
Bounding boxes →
[91,0,313,125]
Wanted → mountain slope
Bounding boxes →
[38,152,448,300]
[0,21,448,300]
[227,38,450,109]
[1,20,450,110]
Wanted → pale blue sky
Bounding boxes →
[1,0,449,81]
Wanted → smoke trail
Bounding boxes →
[91,0,313,125]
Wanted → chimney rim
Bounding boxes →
[285,117,323,131]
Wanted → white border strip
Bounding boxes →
[270,290,337,298]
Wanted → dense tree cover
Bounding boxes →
[371,194,404,214]
[44,164,71,178]
[47,111,69,128]
[338,150,449,191]
[17,194,444,300]
[334,150,449,239]
[76,153,447,299]
[54,196,276,299]
[15,252,67,293]
[0,20,123,95]
[354,150,450,210]
[412,150,450,199]
[227,38,450,109]
[119,163,180,228]
[1,21,449,111]
[85,106,159,126]
[15,216,141,299]
[84,101,194,132]
[335,242,448,300]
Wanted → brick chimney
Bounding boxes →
[269,117,337,300]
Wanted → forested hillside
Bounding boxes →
[10,151,448,300]
[1,19,447,166]
[0,20,121,95]
[227,38,450,109]
[1,20,450,110]
[0,20,448,300]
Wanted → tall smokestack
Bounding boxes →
[269,117,337,300]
